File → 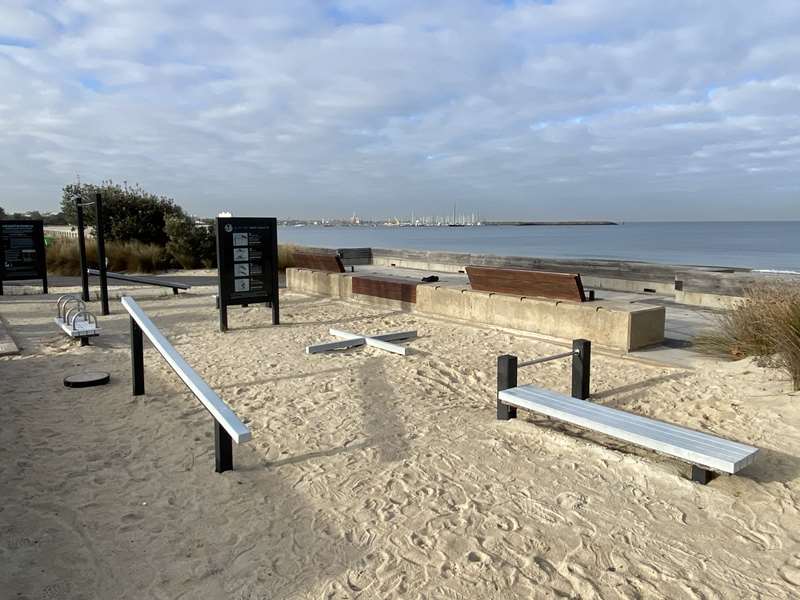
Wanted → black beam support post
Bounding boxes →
[214,421,233,472]
[497,354,518,420]
[95,193,110,316]
[80,337,89,347]
[270,220,280,326]
[75,197,90,302]
[691,465,716,485]
[571,339,591,400]
[130,317,145,396]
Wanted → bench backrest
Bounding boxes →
[293,252,345,273]
[337,247,372,266]
[466,266,586,302]
[352,275,418,303]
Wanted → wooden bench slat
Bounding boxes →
[467,266,586,302]
[352,276,418,303]
[293,253,345,273]
[499,385,759,473]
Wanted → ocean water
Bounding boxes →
[277,221,800,272]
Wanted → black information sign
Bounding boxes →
[0,219,48,295]
[215,217,279,331]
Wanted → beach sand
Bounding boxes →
[2,290,800,599]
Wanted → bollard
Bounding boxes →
[571,339,591,400]
[497,354,518,420]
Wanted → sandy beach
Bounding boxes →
[2,289,800,599]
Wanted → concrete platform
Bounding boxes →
[286,266,666,352]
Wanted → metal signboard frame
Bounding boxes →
[215,217,279,331]
[0,219,48,295]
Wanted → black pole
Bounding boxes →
[270,219,280,325]
[130,317,145,396]
[75,198,90,302]
[214,421,233,472]
[497,354,518,420]
[571,339,591,400]
[0,234,4,296]
[219,301,228,332]
[95,192,109,315]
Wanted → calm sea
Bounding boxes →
[277,221,800,272]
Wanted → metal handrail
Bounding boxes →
[121,296,251,444]
[121,296,250,472]
[518,349,578,368]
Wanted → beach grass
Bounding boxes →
[46,238,170,275]
[48,238,303,274]
[696,284,800,390]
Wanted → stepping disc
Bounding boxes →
[64,371,110,388]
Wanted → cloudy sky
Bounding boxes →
[2,1,799,220]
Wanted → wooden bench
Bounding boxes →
[337,248,372,271]
[466,266,590,302]
[88,268,190,295]
[293,252,345,273]
[498,384,759,484]
[352,275,419,303]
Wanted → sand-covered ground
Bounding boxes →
[2,290,800,599]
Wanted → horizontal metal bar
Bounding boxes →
[88,268,190,290]
[328,329,417,343]
[306,337,367,354]
[120,296,251,443]
[329,329,415,356]
[518,350,577,368]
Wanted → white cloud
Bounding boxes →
[1,0,799,219]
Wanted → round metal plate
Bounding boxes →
[64,371,110,388]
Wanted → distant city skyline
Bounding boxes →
[2,1,799,220]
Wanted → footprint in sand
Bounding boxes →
[779,553,800,586]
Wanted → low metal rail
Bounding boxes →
[121,296,250,472]
[497,339,591,420]
[88,268,190,294]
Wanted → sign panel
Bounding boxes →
[215,217,279,331]
[0,219,48,294]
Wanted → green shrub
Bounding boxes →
[61,181,184,246]
[165,215,216,269]
[696,284,800,390]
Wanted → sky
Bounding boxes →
[1,0,799,220]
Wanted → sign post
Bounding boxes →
[215,217,279,332]
[0,219,48,295]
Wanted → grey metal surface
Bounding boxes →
[87,268,191,290]
[306,329,417,355]
[499,385,759,473]
[518,350,577,368]
[121,296,251,444]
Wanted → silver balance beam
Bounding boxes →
[306,329,417,355]
[121,296,251,472]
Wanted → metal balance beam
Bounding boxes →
[88,268,190,294]
[306,329,417,356]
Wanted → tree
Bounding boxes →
[61,180,183,245]
[0,206,5,218]
[164,214,217,269]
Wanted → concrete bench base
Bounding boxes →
[287,268,665,352]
